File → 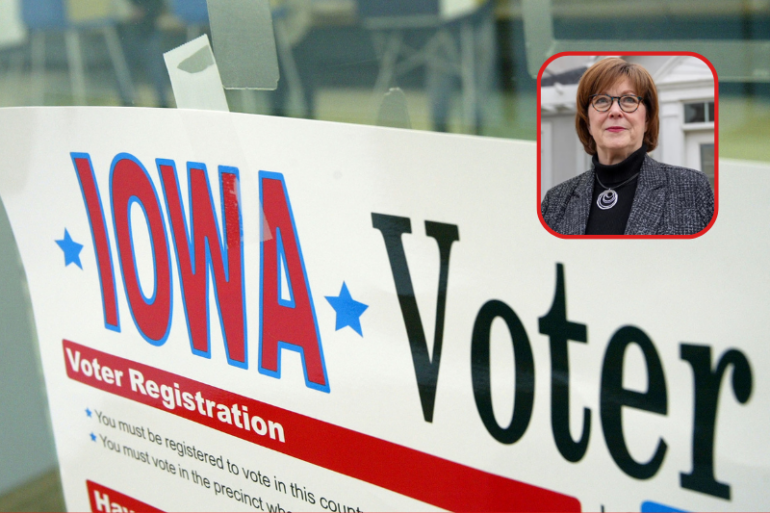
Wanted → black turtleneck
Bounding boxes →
[585,144,646,235]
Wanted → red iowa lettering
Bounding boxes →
[72,153,327,391]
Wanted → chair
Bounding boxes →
[358,0,445,99]
[358,0,440,23]
[357,0,489,133]
[22,0,134,105]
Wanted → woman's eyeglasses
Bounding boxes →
[589,94,644,113]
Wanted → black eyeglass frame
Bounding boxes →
[588,94,645,113]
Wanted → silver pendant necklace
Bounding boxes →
[595,172,640,210]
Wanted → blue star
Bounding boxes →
[86,408,92,418]
[55,229,83,269]
[325,282,369,337]
[90,433,97,442]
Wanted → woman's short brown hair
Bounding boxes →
[575,57,659,155]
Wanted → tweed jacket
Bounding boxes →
[541,155,714,235]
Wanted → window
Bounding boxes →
[684,101,715,124]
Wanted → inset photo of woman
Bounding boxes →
[538,53,717,237]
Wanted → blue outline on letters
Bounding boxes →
[258,171,329,393]
[275,228,296,308]
[71,152,120,332]
[109,152,172,347]
[156,159,248,369]
[641,501,688,513]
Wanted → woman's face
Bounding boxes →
[587,77,648,165]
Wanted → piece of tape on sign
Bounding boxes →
[207,0,280,90]
[163,34,229,111]
[377,88,412,129]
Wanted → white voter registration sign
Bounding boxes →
[0,107,767,512]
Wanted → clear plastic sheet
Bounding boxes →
[207,0,280,90]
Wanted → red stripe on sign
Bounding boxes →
[65,340,580,512]
[86,480,164,512]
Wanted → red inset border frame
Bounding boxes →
[537,51,719,239]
